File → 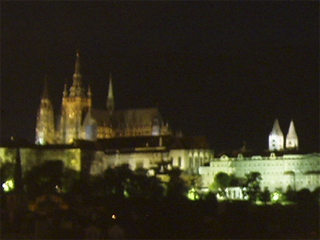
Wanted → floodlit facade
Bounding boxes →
[269,119,284,151]
[35,51,171,145]
[1,136,214,179]
[286,120,298,150]
[268,119,299,151]
[200,153,320,192]
[35,77,55,145]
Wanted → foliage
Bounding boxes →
[260,187,271,204]
[61,168,80,193]
[243,172,262,202]
[209,172,231,198]
[284,185,296,202]
[229,174,242,187]
[24,160,64,198]
[87,164,165,200]
[0,162,15,186]
[166,167,188,199]
[126,167,164,199]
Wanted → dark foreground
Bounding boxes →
[1,196,319,239]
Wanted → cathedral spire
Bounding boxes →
[106,73,115,115]
[270,119,284,136]
[70,50,83,97]
[87,85,92,99]
[63,83,68,97]
[74,50,81,76]
[286,120,298,150]
[269,119,284,151]
[35,76,55,145]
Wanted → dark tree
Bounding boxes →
[210,172,231,198]
[126,168,164,199]
[243,172,262,202]
[24,160,64,198]
[284,185,296,202]
[166,167,188,199]
[260,187,271,204]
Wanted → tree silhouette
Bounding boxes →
[260,187,271,204]
[166,167,188,199]
[243,172,262,202]
[210,172,231,198]
[24,160,64,198]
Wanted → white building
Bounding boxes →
[199,153,320,192]
[269,119,284,151]
[269,119,299,151]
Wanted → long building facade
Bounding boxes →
[200,153,320,192]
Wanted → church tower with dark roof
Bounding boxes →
[35,76,55,145]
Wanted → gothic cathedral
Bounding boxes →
[35,51,171,145]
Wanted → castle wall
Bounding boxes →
[0,147,81,176]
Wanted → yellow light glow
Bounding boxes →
[187,187,199,201]
[2,179,14,192]
[112,214,116,219]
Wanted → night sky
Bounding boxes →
[1,2,319,152]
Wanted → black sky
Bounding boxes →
[1,2,319,152]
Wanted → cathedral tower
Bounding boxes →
[35,77,55,145]
[106,74,114,115]
[269,119,284,151]
[286,120,298,150]
[59,51,92,144]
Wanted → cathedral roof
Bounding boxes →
[90,107,164,128]
[83,110,97,126]
[90,109,112,126]
[112,108,163,127]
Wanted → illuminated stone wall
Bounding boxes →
[169,149,214,173]
[199,153,320,191]
[0,147,81,175]
[0,148,17,166]
[90,149,167,175]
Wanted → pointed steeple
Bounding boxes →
[286,120,298,149]
[106,74,115,115]
[70,50,83,97]
[270,119,283,136]
[74,50,81,78]
[63,83,68,97]
[87,85,92,98]
[269,119,284,151]
[35,76,55,145]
